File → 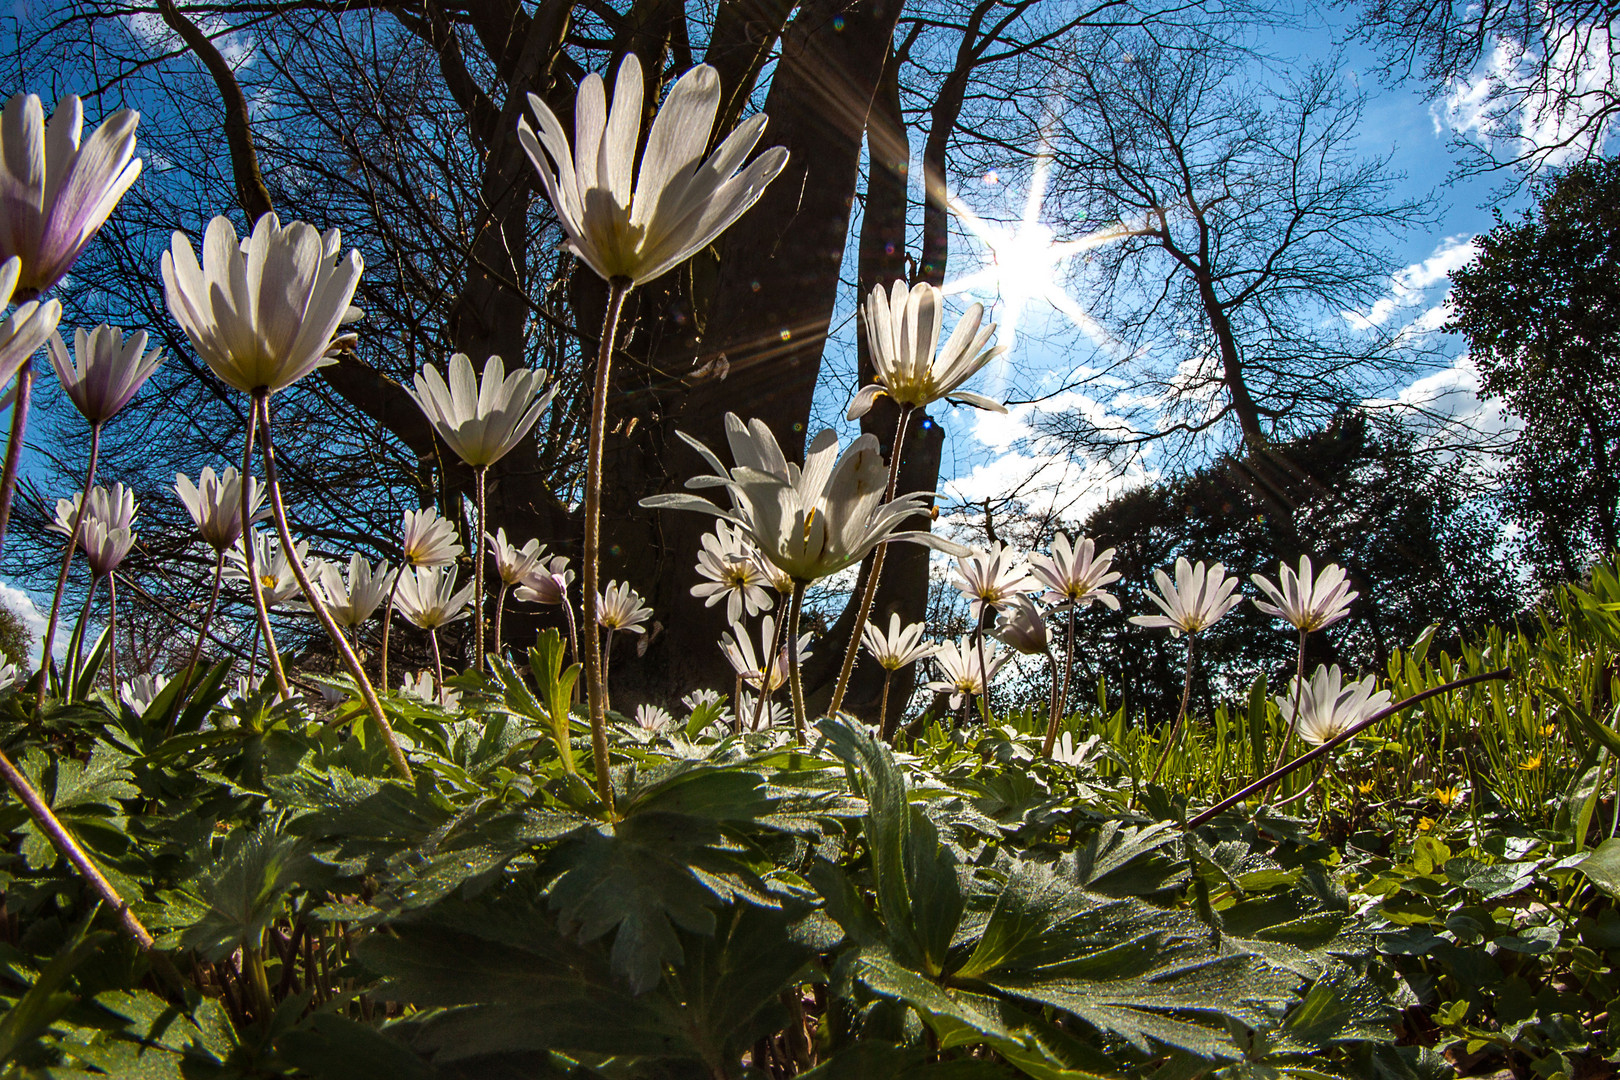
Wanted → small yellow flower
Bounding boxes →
[1432,786,1463,807]
[1519,755,1543,772]
[1417,817,1435,832]
[1357,780,1376,795]
[1543,723,1557,738]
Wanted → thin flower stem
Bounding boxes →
[1043,603,1079,758]
[74,575,100,677]
[974,603,993,723]
[879,669,895,743]
[169,551,226,729]
[787,580,808,743]
[244,941,274,1024]
[428,627,444,699]
[493,584,508,661]
[170,551,227,731]
[1148,635,1197,786]
[559,596,579,669]
[0,743,156,951]
[40,421,101,693]
[828,404,913,718]
[238,402,289,699]
[734,673,744,733]
[257,393,412,783]
[379,571,402,692]
[753,612,786,732]
[602,627,615,714]
[474,465,487,672]
[106,573,118,692]
[1188,667,1511,827]
[0,360,33,557]
[1041,649,1060,752]
[1263,628,1310,795]
[582,279,631,812]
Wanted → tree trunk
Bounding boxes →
[622,0,908,706]
[803,47,936,719]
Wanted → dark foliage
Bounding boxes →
[1072,412,1520,722]
[1450,156,1620,588]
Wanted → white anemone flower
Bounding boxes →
[487,528,545,586]
[1252,556,1357,633]
[51,481,138,576]
[0,654,16,693]
[401,669,461,710]
[0,93,141,297]
[52,481,137,538]
[0,257,60,389]
[682,688,726,713]
[1029,534,1121,611]
[994,596,1051,656]
[47,324,163,423]
[316,553,396,629]
[395,565,475,630]
[400,507,462,567]
[1129,558,1243,637]
[175,466,265,552]
[849,280,1006,420]
[518,54,789,287]
[738,691,791,730]
[861,613,936,672]
[644,413,965,584]
[407,353,557,468]
[635,703,674,731]
[1051,732,1103,768]
[952,542,1034,620]
[1280,665,1392,746]
[229,674,261,704]
[226,531,309,607]
[926,636,1005,710]
[161,213,362,394]
[597,580,652,633]
[721,613,810,693]
[78,518,134,578]
[754,549,794,595]
[120,673,171,714]
[691,520,774,622]
[515,555,574,606]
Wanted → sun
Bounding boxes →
[942,150,1131,369]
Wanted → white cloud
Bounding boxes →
[1393,356,1509,432]
[940,393,1157,533]
[1365,356,1519,476]
[942,448,1150,527]
[1431,24,1616,165]
[1345,234,1478,332]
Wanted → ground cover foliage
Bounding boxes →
[4,566,1620,1079]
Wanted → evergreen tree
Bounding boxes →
[1449,158,1620,587]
